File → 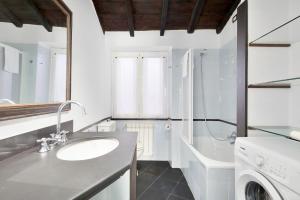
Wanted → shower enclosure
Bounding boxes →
[193,43,237,160]
[177,21,239,200]
[179,41,237,199]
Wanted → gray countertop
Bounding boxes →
[0,132,137,200]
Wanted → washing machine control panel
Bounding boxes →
[241,145,300,193]
[236,139,300,194]
[251,152,287,181]
[263,157,287,180]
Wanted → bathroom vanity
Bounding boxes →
[0,132,137,200]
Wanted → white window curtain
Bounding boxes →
[112,52,168,118]
[113,56,138,117]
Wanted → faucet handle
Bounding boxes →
[36,138,57,153]
[60,130,69,135]
[58,130,69,144]
[36,137,56,143]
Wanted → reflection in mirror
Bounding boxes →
[0,0,68,106]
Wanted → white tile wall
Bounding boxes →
[193,49,220,120]
[219,39,237,123]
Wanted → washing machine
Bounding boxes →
[235,137,300,200]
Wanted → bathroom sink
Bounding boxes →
[56,138,119,161]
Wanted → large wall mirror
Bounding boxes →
[0,0,72,120]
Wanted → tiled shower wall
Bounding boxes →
[219,38,237,124]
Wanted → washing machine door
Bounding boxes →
[237,170,283,200]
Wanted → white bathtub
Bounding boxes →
[180,136,235,200]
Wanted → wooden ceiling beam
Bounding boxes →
[160,0,169,36]
[216,0,241,34]
[26,0,53,32]
[125,0,134,37]
[187,0,206,33]
[0,1,23,28]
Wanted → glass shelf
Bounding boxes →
[250,16,300,45]
[249,126,300,139]
[249,77,300,87]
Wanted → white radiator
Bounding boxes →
[125,122,154,156]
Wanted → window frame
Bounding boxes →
[112,51,169,119]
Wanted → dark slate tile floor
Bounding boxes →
[137,161,195,200]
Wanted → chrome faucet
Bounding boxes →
[55,100,86,143]
[36,101,86,153]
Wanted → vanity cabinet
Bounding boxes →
[91,171,130,200]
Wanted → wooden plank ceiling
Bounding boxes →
[0,0,67,32]
[92,0,241,36]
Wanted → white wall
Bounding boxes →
[289,43,300,127]
[0,23,66,46]
[65,0,111,131]
[248,0,290,42]
[105,30,220,50]
[289,0,300,19]
[0,0,111,139]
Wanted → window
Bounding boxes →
[114,57,138,117]
[49,48,67,102]
[112,52,168,118]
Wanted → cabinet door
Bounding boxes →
[91,170,130,200]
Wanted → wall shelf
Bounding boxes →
[249,15,300,45]
[250,126,300,140]
[248,83,291,89]
[249,43,291,47]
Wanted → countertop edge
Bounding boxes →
[74,164,131,200]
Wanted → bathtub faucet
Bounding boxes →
[228,131,237,144]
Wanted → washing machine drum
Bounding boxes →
[237,170,283,200]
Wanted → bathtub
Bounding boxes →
[180,136,235,200]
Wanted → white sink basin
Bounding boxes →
[56,138,119,161]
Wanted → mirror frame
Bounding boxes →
[0,0,72,121]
